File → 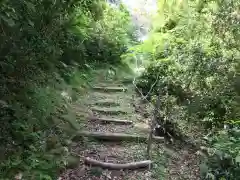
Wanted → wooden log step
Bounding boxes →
[92,86,127,92]
[95,83,124,87]
[72,131,164,143]
[93,100,120,107]
[120,78,133,84]
[84,157,152,170]
[89,117,133,125]
[91,107,128,115]
[92,91,132,98]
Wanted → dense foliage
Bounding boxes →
[128,0,240,179]
[0,0,134,179]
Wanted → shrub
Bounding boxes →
[0,0,134,178]
[127,0,240,178]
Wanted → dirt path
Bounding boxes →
[59,69,201,180]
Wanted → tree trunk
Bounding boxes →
[147,80,161,160]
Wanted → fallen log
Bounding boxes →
[89,117,133,125]
[72,131,164,143]
[84,157,151,170]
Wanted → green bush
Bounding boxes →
[128,0,240,178]
[201,127,240,179]
[0,0,134,178]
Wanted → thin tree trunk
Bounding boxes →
[147,81,161,161]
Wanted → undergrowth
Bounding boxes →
[125,0,240,179]
[0,0,135,179]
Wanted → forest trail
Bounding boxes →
[59,68,200,180]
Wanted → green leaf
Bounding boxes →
[199,163,208,176]
[236,156,240,163]
[24,1,36,12]
[1,15,15,27]
[40,174,52,180]
[206,173,215,180]
[28,19,34,27]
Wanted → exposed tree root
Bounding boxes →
[89,117,133,125]
[84,157,152,170]
[72,131,164,143]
